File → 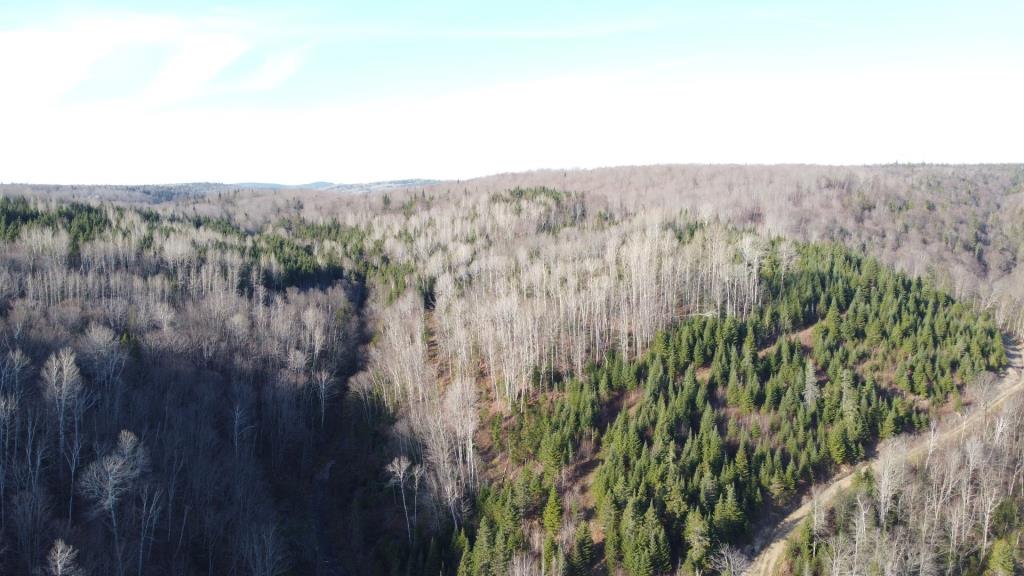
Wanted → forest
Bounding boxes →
[0,165,1021,576]
[777,388,1024,576]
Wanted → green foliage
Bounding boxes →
[568,523,594,575]
[543,485,562,538]
[684,509,711,569]
[489,187,585,233]
[453,241,1004,575]
[988,538,1015,576]
[285,217,416,301]
[0,197,111,254]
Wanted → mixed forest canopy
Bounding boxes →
[0,165,1020,576]
[445,240,1005,576]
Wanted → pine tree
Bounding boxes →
[630,547,654,576]
[742,326,756,369]
[451,528,470,563]
[471,518,493,576]
[456,547,473,576]
[735,441,750,482]
[880,408,899,439]
[644,504,671,574]
[685,509,710,569]
[988,538,1015,576]
[828,421,848,465]
[825,301,841,333]
[713,485,745,540]
[601,503,622,567]
[570,523,594,574]
[543,535,557,570]
[543,485,563,538]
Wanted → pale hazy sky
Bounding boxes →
[1,1,1021,185]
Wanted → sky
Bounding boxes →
[1,1,1022,185]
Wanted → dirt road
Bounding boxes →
[746,340,1024,576]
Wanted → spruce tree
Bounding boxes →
[713,485,745,540]
[684,509,710,569]
[543,485,563,538]
[644,504,671,574]
[828,421,848,465]
[471,518,493,576]
[988,538,1015,576]
[570,523,594,574]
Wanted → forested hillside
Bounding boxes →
[25,164,1019,336]
[0,173,1016,576]
[778,374,1024,576]
[10,165,1023,336]
[403,165,1024,340]
[444,242,1004,576]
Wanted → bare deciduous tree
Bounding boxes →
[42,348,81,461]
[387,455,412,544]
[310,369,335,429]
[242,523,288,576]
[876,440,905,531]
[45,538,85,576]
[711,544,750,576]
[80,430,147,576]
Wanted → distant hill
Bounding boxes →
[233,181,336,190]
[0,182,232,203]
[231,179,439,193]
[322,179,440,194]
[0,179,440,203]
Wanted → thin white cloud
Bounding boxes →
[0,13,305,111]
[0,23,119,107]
[294,17,656,42]
[233,44,310,93]
[141,32,250,107]
[446,19,657,39]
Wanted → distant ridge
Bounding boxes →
[0,179,441,204]
[232,179,439,193]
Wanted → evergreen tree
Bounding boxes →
[828,421,848,465]
[644,504,671,574]
[601,503,622,567]
[543,485,563,538]
[570,523,594,575]
[713,485,745,540]
[988,538,1015,576]
[456,547,473,576]
[472,518,494,576]
[684,509,710,569]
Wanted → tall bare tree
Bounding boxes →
[80,430,148,576]
[45,539,86,576]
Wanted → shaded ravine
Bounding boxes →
[747,339,1024,576]
[309,278,374,576]
[312,459,342,576]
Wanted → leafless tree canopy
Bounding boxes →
[1,163,1022,575]
[784,396,1024,576]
